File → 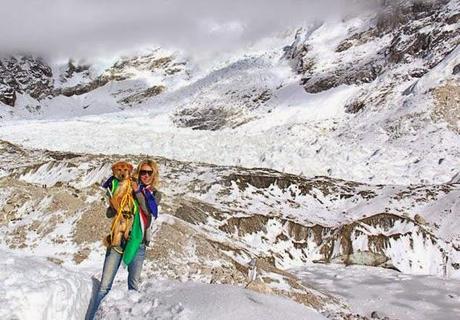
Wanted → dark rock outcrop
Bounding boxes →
[172,106,251,130]
[0,84,16,106]
[118,85,166,106]
[0,56,54,106]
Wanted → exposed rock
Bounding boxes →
[73,198,110,245]
[171,197,225,225]
[285,0,458,113]
[0,56,53,101]
[301,60,383,93]
[73,248,91,264]
[219,214,270,236]
[453,63,460,75]
[118,85,165,106]
[172,105,252,130]
[0,84,16,106]
[246,279,274,294]
[387,29,457,66]
[446,12,460,24]
[376,0,448,35]
[145,218,247,284]
[57,73,127,97]
[336,29,378,53]
[336,41,354,53]
[345,100,366,114]
[46,257,64,265]
[432,83,460,133]
[282,29,316,74]
[216,211,452,275]
[171,86,271,130]
[337,251,389,267]
[414,213,428,225]
[224,171,373,199]
[409,68,428,78]
[63,59,90,80]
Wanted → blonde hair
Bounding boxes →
[134,159,160,188]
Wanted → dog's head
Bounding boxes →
[112,161,133,181]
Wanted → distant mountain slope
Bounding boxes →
[0,0,458,185]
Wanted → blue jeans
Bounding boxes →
[86,244,146,320]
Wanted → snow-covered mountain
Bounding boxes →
[0,0,458,185]
[1,0,459,319]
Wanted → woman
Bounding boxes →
[87,159,161,320]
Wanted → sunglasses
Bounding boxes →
[139,170,154,177]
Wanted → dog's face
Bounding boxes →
[112,161,133,181]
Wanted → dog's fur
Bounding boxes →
[104,161,135,249]
[110,161,134,212]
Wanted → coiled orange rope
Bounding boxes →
[110,181,134,243]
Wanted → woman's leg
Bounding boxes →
[86,248,123,320]
[127,244,146,291]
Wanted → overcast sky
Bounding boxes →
[0,0,381,61]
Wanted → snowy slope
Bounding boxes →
[96,280,327,320]
[0,249,91,320]
[0,249,327,320]
[294,264,460,320]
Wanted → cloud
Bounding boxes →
[0,0,380,61]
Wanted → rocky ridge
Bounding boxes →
[0,56,53,106]
[287,0,459,100]
[0,51,186,111]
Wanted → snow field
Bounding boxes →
[294,264,460,320]
[0,249,92,320]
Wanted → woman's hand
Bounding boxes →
[131,181,138,191]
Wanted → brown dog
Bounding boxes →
[105,161,136,252]
[110,161,134,211]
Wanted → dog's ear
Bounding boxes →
[112,162,120,172]
[128,163,134,172]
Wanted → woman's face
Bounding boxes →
[139,164,154,185]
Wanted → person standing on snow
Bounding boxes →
[86,159,162,320]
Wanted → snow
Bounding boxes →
[0,249,92,320]
[5,244,450,320]
[294,264,460,320]
[97,280,326,320]
[0,249,325,320]
[20,161,80,187]
[1,96,458,185]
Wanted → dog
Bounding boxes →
[103,161,136,253]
